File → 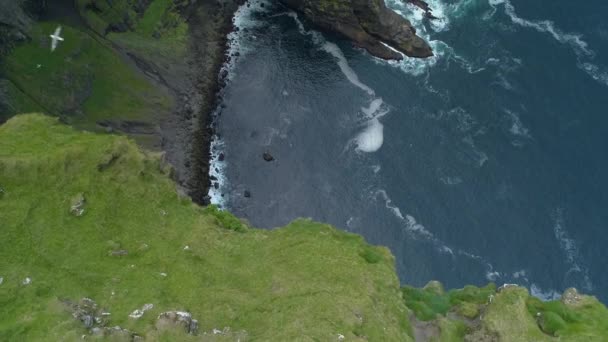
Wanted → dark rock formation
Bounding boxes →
[262,152,274,162]
[406,0,439,20]
[64,297,111,331]
[279,0,432,60]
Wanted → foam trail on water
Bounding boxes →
[288,12,388,152]
[491,0,592,56]
[553,208,593,291]
[376,190,434,239]
[321,42,375,96]
[375,189,503,280]
[362,98,385,117]
[491,0,608,87]
[580,62,608,86]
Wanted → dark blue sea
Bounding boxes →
[209,0,608,302]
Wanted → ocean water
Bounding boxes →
[210,0,608,301]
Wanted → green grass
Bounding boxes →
[79,0,188,58]
[2,114,608,341]
[0,22,171,130]
[526,292,608,340]
[0,114,412,341]
[402,283,495,321]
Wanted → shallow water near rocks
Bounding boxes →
[212,0,608,302]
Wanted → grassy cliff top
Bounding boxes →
[0,114,410,341]
[1,114,607,341]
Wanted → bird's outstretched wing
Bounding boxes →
[54,26,62,36]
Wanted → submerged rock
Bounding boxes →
[279,0,432,60]
[263,152,274,162]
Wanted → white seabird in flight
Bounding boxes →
[50,26,64,52]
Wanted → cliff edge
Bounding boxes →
[279,0,433,60]
[1,114,607,341]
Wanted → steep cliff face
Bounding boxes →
[280,0,432,60]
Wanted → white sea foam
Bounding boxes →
[375,189,504,281]
[486,271,501,281]
[462,135,489,167]
[224,0,272,79]
[440,176,463,186]
[321,42,375,96]
[495,0,592,57]
[439,246,454,255]
[209,0,271,206]
[208,138,228,206]
[288,12,388,152]
[530,284,561,301]
[513,270,527,280]
[580,62,608,86]
[552,208,593,291]
[504,109,531,140]
[362,98,385,117]
[356,119,385,153]
[375,189,434,239]
[491,0,608,87]
[380,0,488,76]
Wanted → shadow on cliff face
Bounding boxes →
[36,0,86,28]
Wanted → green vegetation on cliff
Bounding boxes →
[0,114,411,341]
[0,22,171,132]
[2,114,608,341]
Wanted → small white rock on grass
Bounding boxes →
[129,304,154,319]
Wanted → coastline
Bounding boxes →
[183,0,247,205]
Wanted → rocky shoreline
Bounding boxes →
[181,0,247,204]
[1,0,432,205]
[186,0,434,204]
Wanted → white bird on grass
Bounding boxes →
[50,26,64,52]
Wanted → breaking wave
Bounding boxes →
[209,0,272,206]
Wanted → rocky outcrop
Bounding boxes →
[279,0,432,60]
[156,311,199,335]
[0,0,31,36]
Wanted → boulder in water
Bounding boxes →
[263,152,274,162]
